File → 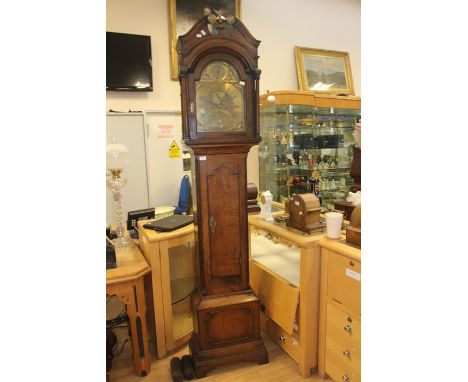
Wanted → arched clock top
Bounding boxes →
[179,40,260,80]
[178,15,262,148]
[177,16,260,70]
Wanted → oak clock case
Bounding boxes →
[177,14,268,378]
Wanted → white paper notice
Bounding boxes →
[158,124,174,138]
[346,268,361,282]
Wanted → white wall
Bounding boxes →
[106,0,360,193]
[243,0,361,96]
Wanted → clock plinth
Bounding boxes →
[189,293,268,378]
[178,14,268,377]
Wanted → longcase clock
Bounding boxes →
[177,11,268,378]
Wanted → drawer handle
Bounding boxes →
[349,260,355,266]
[344,325,353,333]
[343,349,351,358]
[347,316,353,323]
[342,375,350,382]
[279,335,286,342]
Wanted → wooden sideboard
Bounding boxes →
[318,238,361,382]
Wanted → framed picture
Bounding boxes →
[169,0,241,80]
[294,47,354,95]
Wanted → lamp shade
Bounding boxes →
[106,142,129,170]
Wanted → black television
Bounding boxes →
[106,32,153,92]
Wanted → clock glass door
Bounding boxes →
[195,60,246,133]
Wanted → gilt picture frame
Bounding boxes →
[169,0,241,81]
[294,47,354,95]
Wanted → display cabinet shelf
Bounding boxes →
[170,277,195,305]
[172,310,194,340]
[259,91,360,210]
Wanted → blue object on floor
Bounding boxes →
[174,175,190,214]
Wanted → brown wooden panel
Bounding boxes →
[207,166,241,278]
[197,154,249,295]
[197,298,260,350]
[205,308,254,344]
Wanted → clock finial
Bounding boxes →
[205,7,235,25]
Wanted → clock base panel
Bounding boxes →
[189,293,269,378]
[189,333,268,378]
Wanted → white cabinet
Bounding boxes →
[106,111,189,226]
[145,111,189,207]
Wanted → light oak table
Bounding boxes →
[106,245,152,376]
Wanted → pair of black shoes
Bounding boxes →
[170,355,195,382]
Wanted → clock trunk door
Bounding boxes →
[198,153,249,295]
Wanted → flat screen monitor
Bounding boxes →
[106,31,153,92]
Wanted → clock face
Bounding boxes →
[195,60,245,132]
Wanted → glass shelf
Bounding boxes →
[273,166,351,171]
[172,310,193,340]
[170,277,195,305]
[259,92,360,208]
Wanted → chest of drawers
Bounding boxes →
[318,239,361,382]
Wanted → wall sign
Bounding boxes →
[168,140,181,158]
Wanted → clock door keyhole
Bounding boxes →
[209,216,217,235]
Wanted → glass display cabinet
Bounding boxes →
[259,91,360,211]
[138,222,195,359]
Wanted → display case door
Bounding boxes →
[160,236,195,351]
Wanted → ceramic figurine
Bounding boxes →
[259,191,274,222]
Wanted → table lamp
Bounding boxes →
[106,139,134,249]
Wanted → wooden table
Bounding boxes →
[106,245,152,376]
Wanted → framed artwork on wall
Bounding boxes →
[169,0,241,80]
[294,46,354,95]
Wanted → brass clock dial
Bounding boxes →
[195,60,245,132]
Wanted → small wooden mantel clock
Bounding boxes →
[177,10,268,378]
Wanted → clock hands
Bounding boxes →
[199,92,228,110]
[199,96,218,108]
